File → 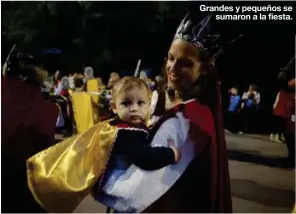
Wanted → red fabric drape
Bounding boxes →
[2,76,59,151]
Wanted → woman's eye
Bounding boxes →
[180,59,193,67]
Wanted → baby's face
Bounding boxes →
[113,88,150,124]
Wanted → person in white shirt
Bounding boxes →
[239,84,261,134]
[68,73,75,89]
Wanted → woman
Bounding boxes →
[2,51,59,212]
[278,64,295,167]
[101,13,232,213]
[271,89,292,143]
[27,13,231,213]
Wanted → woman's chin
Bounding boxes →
[168,82,181,90]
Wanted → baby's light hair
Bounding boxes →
[112,76,151,102]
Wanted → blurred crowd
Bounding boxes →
[41,66,165,135]
[224,69,295,167]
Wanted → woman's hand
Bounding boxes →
[168,138,181,163]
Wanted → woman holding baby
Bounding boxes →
[128,13,232,212]
[26,12,232,213]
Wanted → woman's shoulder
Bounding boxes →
[180,99,215,138]
[158,99,214,125]
[182,99,213,117]
[154,99,215,137]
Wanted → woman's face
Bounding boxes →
[166,39,201,90]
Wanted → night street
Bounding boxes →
[3,2,295,213]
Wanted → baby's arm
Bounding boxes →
[115,130,180,170]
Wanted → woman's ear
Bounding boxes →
[110,101,117,114]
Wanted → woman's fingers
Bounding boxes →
[167,138,174,147]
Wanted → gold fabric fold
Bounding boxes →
[27,119,117,213]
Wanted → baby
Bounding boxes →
[98,76,180,207]
[107,76,180,169]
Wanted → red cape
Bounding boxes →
[285,94,295,134]
[148,85,232,212]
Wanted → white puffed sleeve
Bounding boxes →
[151,112,190,149]
[150,90,159,115]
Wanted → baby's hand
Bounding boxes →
[167,138,181,163]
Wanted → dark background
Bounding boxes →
[2,1,295,133]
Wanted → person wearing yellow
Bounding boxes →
[70,91,97,134]
[70,67,101,131]
[69,75,100,134]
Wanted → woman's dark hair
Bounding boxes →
[190,56,218,110]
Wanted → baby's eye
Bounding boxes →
[168,54,174,62]
[121,101,131,106]
[138,101,145,105]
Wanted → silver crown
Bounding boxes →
[174,13,219,50]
